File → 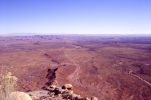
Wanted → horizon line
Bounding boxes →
[0,33,151,37]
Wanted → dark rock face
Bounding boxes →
[45,68,58,86]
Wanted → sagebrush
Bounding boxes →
[0,72,17,100]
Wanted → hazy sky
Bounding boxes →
[0,0,151,35]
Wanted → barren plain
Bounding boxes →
[0,35,151,100]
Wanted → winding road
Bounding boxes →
[63,49,82,85]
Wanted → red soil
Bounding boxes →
[0,35,151,100]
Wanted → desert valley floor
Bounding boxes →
[0,35,151,100]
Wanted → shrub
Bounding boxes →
[0,72,17,100]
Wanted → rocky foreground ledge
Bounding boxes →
[0,71,98,100]
[28,84,98,100]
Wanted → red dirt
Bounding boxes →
[0,35,151,100]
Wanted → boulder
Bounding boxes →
[91,96,98,100]
[71,93,82,99]
[28,90,49,100]
[62,84,73,90]
[50,84,57,89]
[52,87,63,95]
[8,91,32,100]
[82,97,91,100]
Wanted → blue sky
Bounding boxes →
[0,0,151,35]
